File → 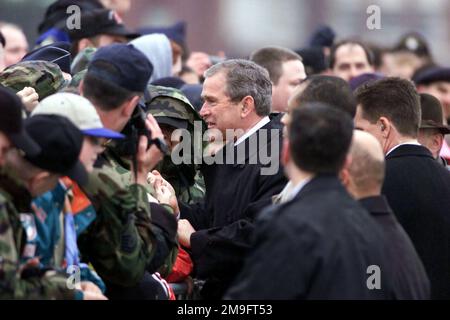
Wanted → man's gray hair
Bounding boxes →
[204,59,272,116]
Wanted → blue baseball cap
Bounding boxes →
[87,43,153,92]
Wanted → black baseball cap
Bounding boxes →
[0,86,41,157]
[24,114,88,185]
[67,9,140,41]
[38,0,104,34]
[88,43,153,92]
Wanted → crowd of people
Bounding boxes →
[1,0,450,300]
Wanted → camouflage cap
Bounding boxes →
[0,61,67,101]
[71,47,97,75]
[145,85,203,127]
[68,69,87,90]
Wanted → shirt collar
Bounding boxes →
[386,140,420,156]
[234,116,270,146]
[288,177,312,201]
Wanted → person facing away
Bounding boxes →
[274,74,356,204]
[225,103,393,299]
[354,77,450,299]
[341,130,430,299]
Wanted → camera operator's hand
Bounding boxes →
[135,114,164,185]
[16,87,39,112]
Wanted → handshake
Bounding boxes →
[147,170,180,216]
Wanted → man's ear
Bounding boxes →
[339,154,352,187]
[431,133,444,155]
[240,95,255,118]
[378,117,391,138]
[122,95,141,118]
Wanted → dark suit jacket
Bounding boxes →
[359,195,430,299]
[382,144,450,299]
[180,113,287,299]
[225,175,393,300]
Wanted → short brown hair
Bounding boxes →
[329,40,374,69]
[291,75,356,117]
[355,78,421,138]
[250,46,302,85]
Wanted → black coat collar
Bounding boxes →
[292,174,343,202]
[359,195,392,216]
[386,144,434,160]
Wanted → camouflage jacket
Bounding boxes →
[78,147,178,287]
[0,171,81,299]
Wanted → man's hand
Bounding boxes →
[178,219,196,248]
[82,291,108,300]
[148,170,175,194]
[74,281,107,300]
[155,185,180,214]
[79,281,103,295]
[135,114,165,185]
[16,87,39,112]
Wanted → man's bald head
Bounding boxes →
[346,130,385,199]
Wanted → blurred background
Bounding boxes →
[0,0,449,63]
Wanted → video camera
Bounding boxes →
[114,102,169,158]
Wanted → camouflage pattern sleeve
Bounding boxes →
[78,163,158,287]
[0,194,80,300]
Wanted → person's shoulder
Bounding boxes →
[85,155,133,197]
[265,200,322,245]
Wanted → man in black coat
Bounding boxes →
[342,130,430,299]
[355,77,450,299]
[226,104,392,299]
[176,59,287,299]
